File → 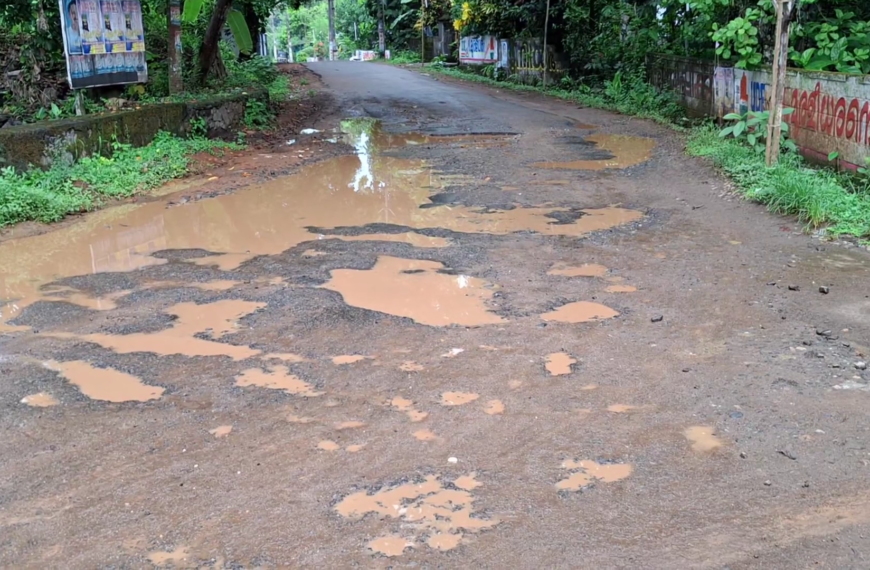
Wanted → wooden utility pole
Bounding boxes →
[766,0,797,166]
[542,0,551,87]
[378,0,386,55]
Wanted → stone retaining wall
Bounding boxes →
[0,89,266,170]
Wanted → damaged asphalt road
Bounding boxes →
[2,62,870,568]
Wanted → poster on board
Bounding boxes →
[58,0,147,89]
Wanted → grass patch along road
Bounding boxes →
[0,133,240,227]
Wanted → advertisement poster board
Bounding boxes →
[459,35,498,64]
[59,0,147,89]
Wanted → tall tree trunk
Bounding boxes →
[197,0,234,84]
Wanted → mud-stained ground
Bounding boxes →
[2,62,870,569]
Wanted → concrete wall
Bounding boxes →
[0,90,266,171]
[650,54,870,168]
[730,68,870,168]
[647,54,715,118]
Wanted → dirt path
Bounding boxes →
[2,62,869,569]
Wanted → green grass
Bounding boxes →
[0,133,241,227]
[687,126,870,239]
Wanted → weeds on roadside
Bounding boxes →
[388,51,422,65]
[244,99,272,129]
[687,126,870,239]
[0,133,241,227]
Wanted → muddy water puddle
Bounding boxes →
[322,256,505,327]
[209,425,233,438]
[684,426,723,452]
[545,352,576,376]
[390,396,428,422]
[541,301,619,323]
[532,134,655,171]
[48,300,264,360]
[557,460,633,491]
[46,360,164,402]
[440,391,480,406]
[368,535,412,557]
[604,284,637,293]
[235,365,322,396]
[335,473,498,555]
[1,140,641,330]
[21,392,59,407]
[331,355,369,365]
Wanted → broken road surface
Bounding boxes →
[2,62,870,568]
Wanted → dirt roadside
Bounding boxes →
[1,61,869,569]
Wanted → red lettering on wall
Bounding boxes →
[782,80,869,146]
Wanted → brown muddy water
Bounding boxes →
[540,301,620,324]
[321,256,504,327]
[532,134,655,171]
[545,352,577,376]
[45,360,164,403]
[334,473,497,555]
[0,129,641,331]
[46,300,265,360]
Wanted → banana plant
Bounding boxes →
[183,0,253,54]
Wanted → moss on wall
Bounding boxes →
[0,89,265,171]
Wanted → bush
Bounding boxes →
[389,50,421,64]
[688,126,870,238]
[0,133,240,226]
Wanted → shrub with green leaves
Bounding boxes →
[719,108,797,153]
[0,133,240,227]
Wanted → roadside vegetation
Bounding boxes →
[0,134,240,227]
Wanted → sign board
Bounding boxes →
[59,0,148,89]
[459,36,498,64]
